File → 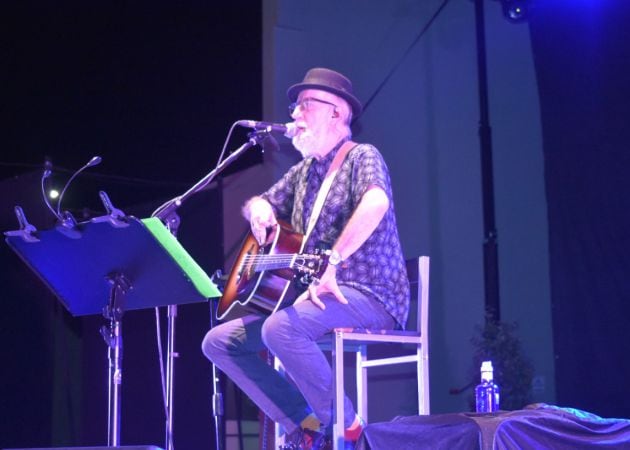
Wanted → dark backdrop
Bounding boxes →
[1,2,261,449]
[529,1,630,419]
[2,1,262,184]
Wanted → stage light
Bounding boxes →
[500,0,529,23]
[49,189,59,199]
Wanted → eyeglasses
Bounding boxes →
[288,97,338,117]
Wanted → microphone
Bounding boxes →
[56,156,102,217]
[236,120,298,138]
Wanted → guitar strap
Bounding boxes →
[300,140,357,252]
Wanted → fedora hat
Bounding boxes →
[287,67,363,117]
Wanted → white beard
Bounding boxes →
[292,128,325,159]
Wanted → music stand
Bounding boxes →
[5,215,220,447]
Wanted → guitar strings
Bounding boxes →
[242,255,314,264]
[241,254,322,269]
[242,255,296,260]
[241,254,321,260]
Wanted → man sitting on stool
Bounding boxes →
[202,67,410,449]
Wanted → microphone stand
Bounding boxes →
[152,130,271,450]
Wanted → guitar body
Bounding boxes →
[217,221,317,320]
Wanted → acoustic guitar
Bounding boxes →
[216,221,329,320]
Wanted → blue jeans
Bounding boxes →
[201,286,395,434]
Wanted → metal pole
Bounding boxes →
[107,317,122,447]
[165,304,178,450]
[209,300,224,450]
[103,273,129,447]
[474,0,501,322]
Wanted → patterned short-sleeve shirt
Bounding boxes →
[261,139,410,328]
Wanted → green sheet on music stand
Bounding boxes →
[141,217,220,299]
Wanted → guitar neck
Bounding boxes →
[247,253,297,272]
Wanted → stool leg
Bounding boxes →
[356,345,368,421]
[333,330,345,450]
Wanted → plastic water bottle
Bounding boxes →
[475,360,500,413]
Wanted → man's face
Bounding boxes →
[290,89,340,158]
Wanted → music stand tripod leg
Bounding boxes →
[165,304,177,450]
[210,299,225,450]
[100,272,131,447]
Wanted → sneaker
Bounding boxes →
[343,416,365,448]
[281,427,332,450]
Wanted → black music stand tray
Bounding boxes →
[5,215,220,448]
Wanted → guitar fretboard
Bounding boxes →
[243,254,296,272]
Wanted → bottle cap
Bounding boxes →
[481,360,494,382]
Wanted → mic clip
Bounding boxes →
[55,210,82,239]
[247,129,272,140]
[4,206,40,243]
[91,191,129,228]
[247,130,280,153]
